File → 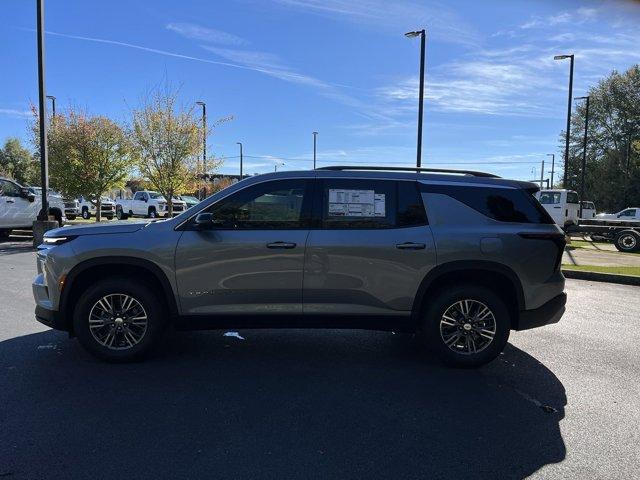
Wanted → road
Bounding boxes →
[1,238,639,479]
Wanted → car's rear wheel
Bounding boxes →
[148,207,157,218]
[614,230,640,252]
[422,284,510,368]
[73,278,167,362]
[67,214,76,220]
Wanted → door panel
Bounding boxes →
[303,178,436,316]
[175,178,313,316]
[176,229,309,314]
[303,225,436,315]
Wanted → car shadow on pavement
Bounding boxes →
[0,329,566,479]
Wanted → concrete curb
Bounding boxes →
[563,269,640,286]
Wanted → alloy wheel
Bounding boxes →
[88,294,148,350]
[439,299,497,355]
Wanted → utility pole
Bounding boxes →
[237,142,244,180]
[554,54,574,187]
[575,96,590,219]
[312,131,318,170]
[405,29,427,167]
[540,158,545,189]
[547,153,555,187]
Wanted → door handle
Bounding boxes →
[6,199,15,203]
[266,241,297,249]
[396,242,426,250]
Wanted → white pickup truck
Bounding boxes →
[78,195,116,220]
[0,177,65,238]
[115,190,187,219]
[595,207,640,222]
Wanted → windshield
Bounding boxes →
[149,192,164,199]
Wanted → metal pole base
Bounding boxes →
[32,220,59,248]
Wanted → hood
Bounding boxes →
[46,220,149,237]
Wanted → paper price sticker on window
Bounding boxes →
[328,189,385,218]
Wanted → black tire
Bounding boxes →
[67,214,76,220]
[116,206,128,220]
[81,208,90,220]
[106,215,114,221]
[614,230,640,253]
[421,284,510,368]
[148,207,157,219]
[73,278,167,362]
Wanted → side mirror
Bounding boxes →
[194,212,214,228]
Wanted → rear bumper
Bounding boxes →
[516,292,567,331]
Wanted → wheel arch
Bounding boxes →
[411,261,525,329]
[60,256,179,334]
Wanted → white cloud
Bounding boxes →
[166,23,248,46]
[0,108,31,118]
[268,0,481,47]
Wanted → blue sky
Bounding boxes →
[2,0,640,180]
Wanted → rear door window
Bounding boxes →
[539,192,561,204]
[566,192,579,204]
[319,179,426,229]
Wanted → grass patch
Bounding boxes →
[562,264,640,276]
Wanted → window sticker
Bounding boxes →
[328,189,385,218]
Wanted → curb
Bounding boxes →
[562,269,640,286]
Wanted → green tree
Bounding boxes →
[129,86,224,215]
[0,137,39,185]
[560,65,640,211]
[34,107,134,221]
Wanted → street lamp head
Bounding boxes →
[195,101,205,106]
[574,96,589,100]
[312,131,318,135]
[404,30,424,38]
[236,141,242,146]
[46,95,56,100]
[546,153,554,157]
[554,54,573,60]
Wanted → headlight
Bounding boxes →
[43,235,77,246]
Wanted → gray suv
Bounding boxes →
[32,167,567,367]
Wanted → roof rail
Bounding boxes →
[315,165,500,178]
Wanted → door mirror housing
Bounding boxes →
[21,188,36,202]
[194,212,214,228]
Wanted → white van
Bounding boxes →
[535,189,580,227]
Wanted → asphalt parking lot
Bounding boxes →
[1,236,639,479]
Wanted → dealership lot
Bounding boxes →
[1,239,639,479]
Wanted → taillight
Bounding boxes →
[518,232,566,272]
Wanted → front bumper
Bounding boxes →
[35,305,69,331]
[516,292,567,331]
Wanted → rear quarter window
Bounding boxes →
[426,184,554,224]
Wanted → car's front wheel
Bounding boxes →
[81,208,90,220]
[73,278,167,362]
[116,206,128,220]
[422,285,510,368]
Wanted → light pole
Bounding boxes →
[547,153,555,187]
[46,95,56,120]
[36,0,49,222]
[195,101,206,174]
[540,158,545,189]
[575,95,590,219]
[405,28,426,168]
[312,131,318,170]
[554,54,574,187]
[236,142,243,179]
